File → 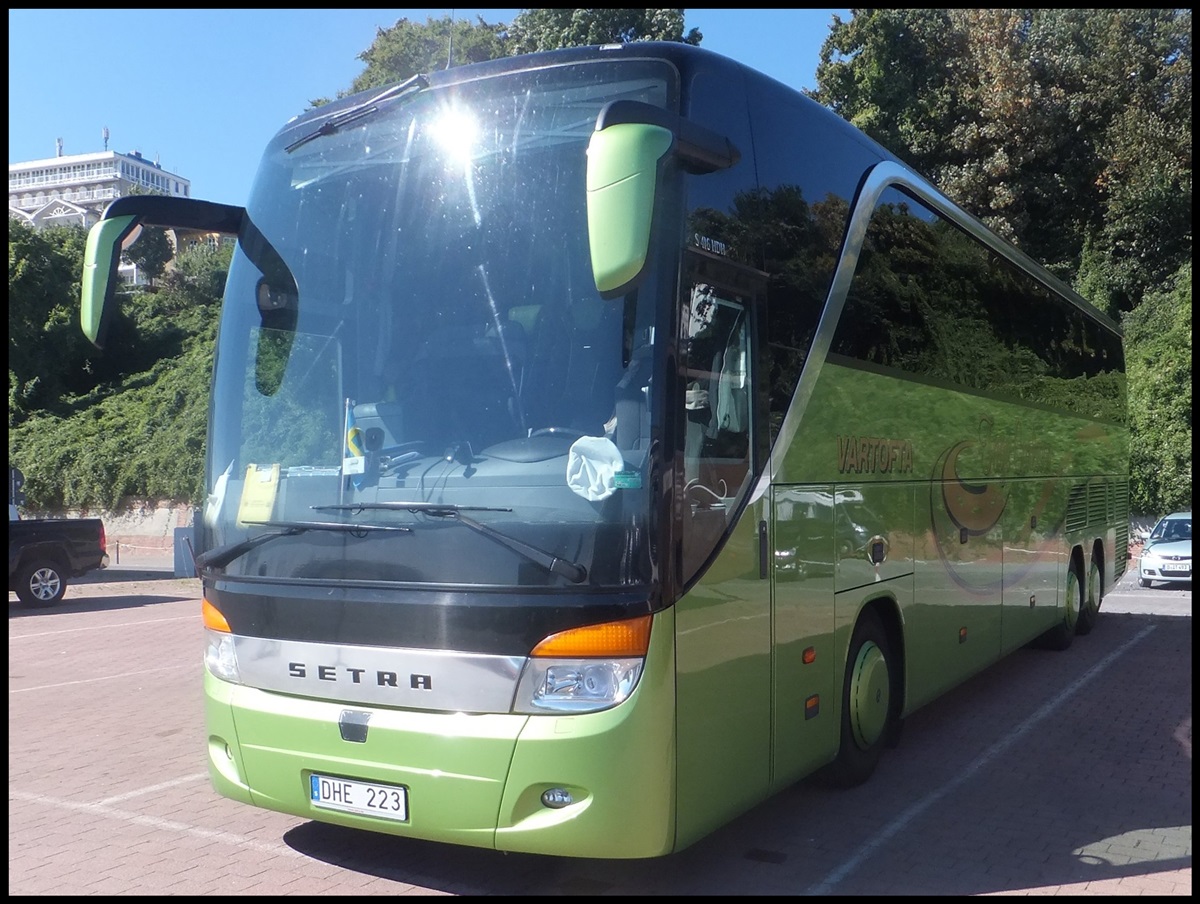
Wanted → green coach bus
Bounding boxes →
[80,41,1128,858]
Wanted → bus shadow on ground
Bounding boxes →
[282,822,552,894]
[8,591,196,617]
[76,567,188,584]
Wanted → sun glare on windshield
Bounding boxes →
[427,106,480,165]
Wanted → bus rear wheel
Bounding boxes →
[826,609,895,788]
[1038,558,1082,651]
[1075,552,1102,636]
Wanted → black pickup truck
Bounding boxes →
[8,513,109,606]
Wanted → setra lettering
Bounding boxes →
[287,661,432,690]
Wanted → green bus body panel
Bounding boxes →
[80,214,137,345]
[586,122,673,295]
[776,361,1127,714]
[770,485,841,787]
[206,671,524,848]
[673,496,773,850]
[672,353,1127,837]
[496,605,677,857]
[205,608,678,859]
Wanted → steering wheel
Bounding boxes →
[528,427,586,440]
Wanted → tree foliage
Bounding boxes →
[8,219,97,423]
[811,9,1191,317]
[122,225,173,284]
[506,8,700,54]
[343,15,509,98]
[315,9,701,105]
[1122,263,1192,515]
[810,8,1191,515]
[8,240,227,510]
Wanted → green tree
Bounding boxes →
[8,219,97,424]
[506,8,700,54]
[1084,11,1193,315]
[344,14,509,98]
[811,9,1191,314]
[8,239,228,510]
[119,186,177,285]
[1122,263,1192,515]
[314,9,702,106]
[122,225,174,286]
[811,9,1191,524]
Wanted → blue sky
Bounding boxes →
[9,9,848,207]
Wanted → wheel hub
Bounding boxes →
[849,641,889,749]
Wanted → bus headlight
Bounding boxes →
[204,629,241,683]
[512,614,652,714]
[513,657,644,713]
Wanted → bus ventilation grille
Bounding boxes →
[1065,485,1088,533]
[1114,480,1130,576]
[1088,482,1109,525]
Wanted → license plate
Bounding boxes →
[310,773,408,821]
[1160,564,1190,574]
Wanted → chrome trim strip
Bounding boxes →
[233,635,526,713]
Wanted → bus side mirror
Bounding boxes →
[586,121,673,298]
[586,101,740,299]
[81,215,142,348]
[80,195,245,348]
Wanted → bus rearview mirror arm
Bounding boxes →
[80,196,296,350]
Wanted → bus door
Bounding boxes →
[673,247,772,844]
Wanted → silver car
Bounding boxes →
[1138,511,1192,588]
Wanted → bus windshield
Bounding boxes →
[204,59,675,588]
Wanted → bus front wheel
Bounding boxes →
[826,608,895,788]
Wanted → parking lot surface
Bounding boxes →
[9,556,1192,895]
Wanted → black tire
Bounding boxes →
[824,608,896,788]
[1075,553,1102,636]
[1038,559,1082,651]
[14,558,68,607]
[1138,577,1150,589]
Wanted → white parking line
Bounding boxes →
[9,614,197,639]
[10,789,304,858]
[97,772,211,806]
[806,623,1158,895]
[10,665,192,693]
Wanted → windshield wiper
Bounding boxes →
[314,503,589,584]
[315,502,511,515]
[285,74,429,153]
[195,518,412,572]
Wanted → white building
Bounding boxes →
[9,146,192,285]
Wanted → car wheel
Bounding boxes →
[1138,577,1150,589]
[15,558,68,607]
